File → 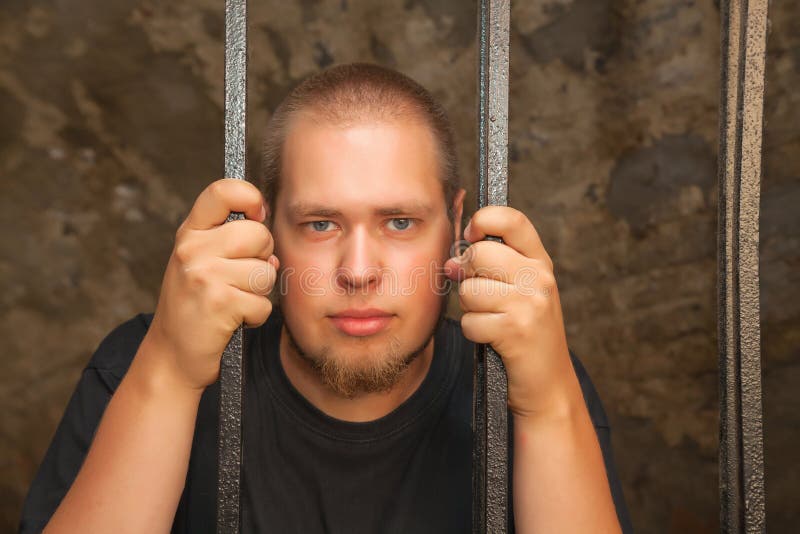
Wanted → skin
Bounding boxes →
[44,179,277,533]
[271,114,463,421]
[43,114,621,533]
[444,210,622,532]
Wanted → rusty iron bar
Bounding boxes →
[217,0,248,532]
[717,0,768,532]
[473,0,511,532]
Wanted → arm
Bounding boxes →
[44,333,202,533]
[445,206,624,533]
[31,178,276,533]
[511,364,621,534]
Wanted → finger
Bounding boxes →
[235,288,273,329]
[460,310,506,346]
[203,219,274,260]
[458,277,515,314]
[220,257,277,296]
[183,257,275,296]
[465,206,551,265]
[444,240,526,282]
[182,178,266,231]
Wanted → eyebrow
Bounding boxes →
[288,201,435,218]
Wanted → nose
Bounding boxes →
[335,227,382,293]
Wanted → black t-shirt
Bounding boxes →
[20,307,632,533]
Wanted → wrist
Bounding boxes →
[511,376,587,428]
[127,331,205,405]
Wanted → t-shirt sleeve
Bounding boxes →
[18,313,153,533]
[568,348,634,534]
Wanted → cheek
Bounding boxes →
[279,262,332,304]
[274,247,323,302]
[385,249,448,299]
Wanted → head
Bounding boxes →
[260,63,466,398]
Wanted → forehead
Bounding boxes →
[278,115,444,212]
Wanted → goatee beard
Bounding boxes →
[282,301,447,399]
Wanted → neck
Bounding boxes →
[278,327,435,422]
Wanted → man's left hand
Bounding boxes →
[443,206,579,421]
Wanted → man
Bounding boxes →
[21,63,631,533]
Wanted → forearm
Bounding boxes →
[512,379,621,534]
[44,333,203,534]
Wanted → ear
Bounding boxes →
[452,187,466,243]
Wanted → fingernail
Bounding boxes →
[258,205,266,221]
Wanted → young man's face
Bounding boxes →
[271,113,464,397]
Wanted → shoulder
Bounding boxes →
[85,312,155,376]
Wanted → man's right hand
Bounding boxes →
[144,178,279,391]
[41,178,278,534]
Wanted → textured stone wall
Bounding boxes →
[0,1,797,532]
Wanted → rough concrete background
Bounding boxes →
[0,1,796,532]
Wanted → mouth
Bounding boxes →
[329,308,394,337]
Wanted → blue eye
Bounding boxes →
[388,218,413,231]
[309,220,334,232]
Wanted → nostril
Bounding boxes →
[334,266,383,292]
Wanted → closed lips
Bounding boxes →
[331,309,392,318]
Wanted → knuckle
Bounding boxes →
[245,182,262,203]
[537,268,556,289]
[464,241,482,264]
[458,277,477,298]
[248,262,276,295]
[460,312,473,333]
[208,179,226,199]
[176,220,188,239]
[477,240,495,255]
[173,241,194,264]
[257,297,273,321]
[457,294,469,313]
[205,285,230,313]
[470,209,484,229]
[227,179,260,207]
[253,222,274,252]
[184,259,212,288]
[460,313,484,343]
[515,310,535,334]
[512,208,528,226]
[514,265,539,292]
[245,297,272,327]
[478,205,496,218]
[228,236,249,258]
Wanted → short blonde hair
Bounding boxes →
[259,63,460,223]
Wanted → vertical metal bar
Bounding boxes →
[717,1,768,532]
[718,1,743,529]
[217,0,247,532]
[473,0,511,532]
